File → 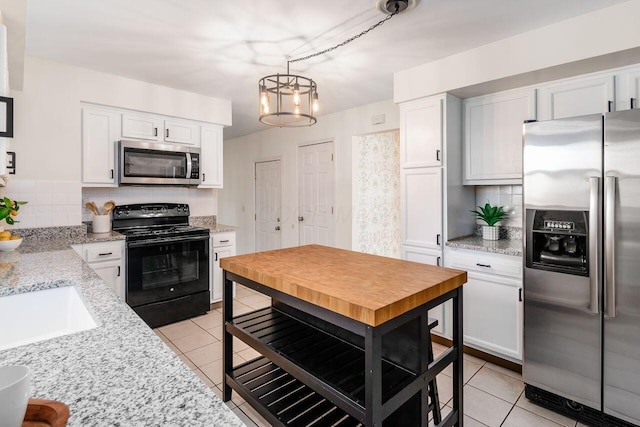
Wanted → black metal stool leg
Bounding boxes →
[427,318,442,425]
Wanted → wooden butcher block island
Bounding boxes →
[221,245,467,427]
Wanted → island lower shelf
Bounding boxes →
[225,301,459,426]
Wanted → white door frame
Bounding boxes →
[253,156,283,252]
[297,139,336,246]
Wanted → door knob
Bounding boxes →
[298,216,304,221]
[275,226,281,231]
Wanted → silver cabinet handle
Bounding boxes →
[588,177,600,314]
[605,176,616,318]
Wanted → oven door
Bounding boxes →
[126,234,209,307]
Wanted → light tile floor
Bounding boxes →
[153,285,584,427]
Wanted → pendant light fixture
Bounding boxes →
[258,0,416,128]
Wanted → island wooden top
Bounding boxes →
[220,245,467,327]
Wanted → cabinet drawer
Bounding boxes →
[212,232,235,247]
[84,243,123,263]
[446,250,522,279]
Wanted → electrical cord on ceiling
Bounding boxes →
[287,3,401,68]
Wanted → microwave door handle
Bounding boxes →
[186,153,193,179]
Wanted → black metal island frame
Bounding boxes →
[221,245,467,427]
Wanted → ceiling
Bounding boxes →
[24,0,628,139]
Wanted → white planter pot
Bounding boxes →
[482,225,500,241]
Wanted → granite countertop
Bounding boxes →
[446,235,523,257]
[208,223,239,233]
[0,242,243,426]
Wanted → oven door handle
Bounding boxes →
[127,234,210,248]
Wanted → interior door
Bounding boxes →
[255,160,282,252]
[298,142,335,246]
[603,109,640,425]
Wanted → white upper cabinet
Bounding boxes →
[401,167,442,250]
[464,89,536,185]
[199,125,223,188]
[82,107,120,186]
[121,113,163,141]
[537,73,615,120]
[400,97,443,168]
[122,114,200,146]
[164,119,199,145]
[625,69,640,110]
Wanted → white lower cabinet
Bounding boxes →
[73,241,125,300]
[402,246,451,338]
[210,231,236,302]
[445,248,523,363]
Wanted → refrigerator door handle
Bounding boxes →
[589,176,600,314]
[605,176,617,318]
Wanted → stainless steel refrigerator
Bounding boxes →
[523,109,640,427]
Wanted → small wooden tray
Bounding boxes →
[22,398,70,427]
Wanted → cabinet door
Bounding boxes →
[627,69,640,111]
[401,168,442,249]
[212,246,236,302]
[402,246,450,338]
[122,113,162,141]
[164,119,199,146]
[82,107,119,185]
[463,271,523,361]
[538,74,614,120]
[199,125,223,188]
[400,97,442,168]
[464,89,536,184]
[90,261,124,300]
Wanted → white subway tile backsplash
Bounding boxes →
[475,185,523,228]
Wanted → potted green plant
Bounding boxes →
[471,202,507,241]
[0,197,28,228]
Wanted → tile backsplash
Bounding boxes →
[1,180,82,229]
[0,178,218,229]
[82,187,217,221]
[475,185,522,228]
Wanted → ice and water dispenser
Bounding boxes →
[526,210,589,276]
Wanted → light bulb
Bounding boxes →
[293,82,300,106]
[294,105,300,116]
[312,92,319,113]
[260,85,268,107]
[262,103,270,114]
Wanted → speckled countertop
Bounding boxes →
[0,242,243,426]
[446,235,523,257]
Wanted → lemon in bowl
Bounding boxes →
[0,232,23,251]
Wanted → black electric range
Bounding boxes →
[113,203,210,328]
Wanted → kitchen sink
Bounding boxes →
[0,286,98,351]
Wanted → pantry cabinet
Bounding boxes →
[400,167,442,250]
[463,89,536,185]
[399,97,442,168]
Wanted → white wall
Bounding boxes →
[395,1,640,103]
[218,99,399,255]
[3,56,230,228]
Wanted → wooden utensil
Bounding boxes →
[103,200,116,215]
[22,398,70,427]
[85,202,100,216]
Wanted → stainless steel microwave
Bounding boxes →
[118,140,201,186]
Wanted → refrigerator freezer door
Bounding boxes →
[603,110,640,425]
[523,115,602,410]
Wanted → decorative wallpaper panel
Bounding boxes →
[353,130,400,258]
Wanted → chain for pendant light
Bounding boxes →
[287,5,401,66]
